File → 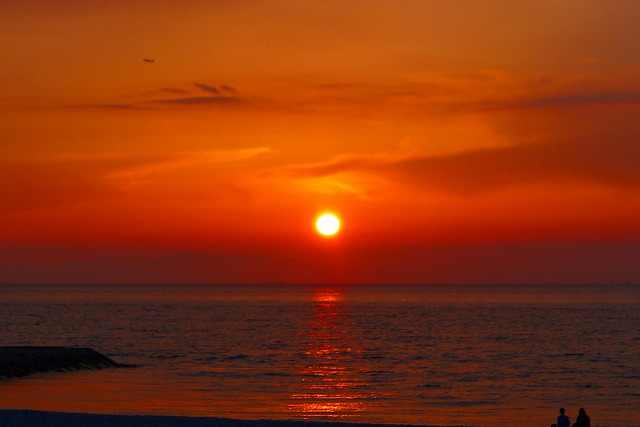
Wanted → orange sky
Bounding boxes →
[2,1,640,284]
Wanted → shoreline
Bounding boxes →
[0,410,451,427]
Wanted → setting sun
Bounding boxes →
[315,213,341,237]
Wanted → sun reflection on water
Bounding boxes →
[288,288,375,419]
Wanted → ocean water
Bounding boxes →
[1,284,639,427]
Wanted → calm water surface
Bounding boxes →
[1,284,639,427]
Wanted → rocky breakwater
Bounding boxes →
[0,346,125,379]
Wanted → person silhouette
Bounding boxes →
[572,408,590,427]
[557,407,570,427]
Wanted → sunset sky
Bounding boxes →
[2,0,640,284]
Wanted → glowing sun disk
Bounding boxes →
[315,213,341,236]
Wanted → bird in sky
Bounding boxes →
[143,58,155,63]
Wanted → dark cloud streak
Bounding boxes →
[469,92,640,114]
[69,103,139,110]
[68,83,242,110]
[161,87,188,95]
[194,83,220,95]
[150,96,241,105]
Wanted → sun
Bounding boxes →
[315,213,341,237]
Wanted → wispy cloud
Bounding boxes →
[311,72,640,116]
[460,92,640,114]
[145,82,243,105]
[107,147,272,180]
[0,156,152,212]
[282,131,640,196]
[275,74,640,195]
[221,85,237,93]
[150,96,240,105]
[161,87,188,95]
[68,82,243,110]
[148,82,242,105]
[193,83,220,95]
[191,83,238,96]
[513,92,640,109]
[1,147,272,213]
[198,147,272,163]
[69,103,140,110]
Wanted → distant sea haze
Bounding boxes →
[1,284,638,427]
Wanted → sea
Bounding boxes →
[1,284,639,427]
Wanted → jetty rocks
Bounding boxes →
[0,346,124,379]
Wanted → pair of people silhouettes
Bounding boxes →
[554,407,590,427]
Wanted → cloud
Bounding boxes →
[463,92,640,114]
[376,144,566,194]
[0,158,135,212]
[198,147,272,163]
[311,72,640,117]
[192,83,238,95]
[221,85,237,93]
[150,96,240,105]
[106,147,272,179]
[282,156,370,178]
[0,147,271,213]
[147,82,242,105]
[276,77,640,195]
[193,83,220,95]
[161,87,188,95]
[68,83,242,110]
[283,128,640,196]
[514,92,640,109]
[69,103,140,110]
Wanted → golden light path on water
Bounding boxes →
[288,288,373,418]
